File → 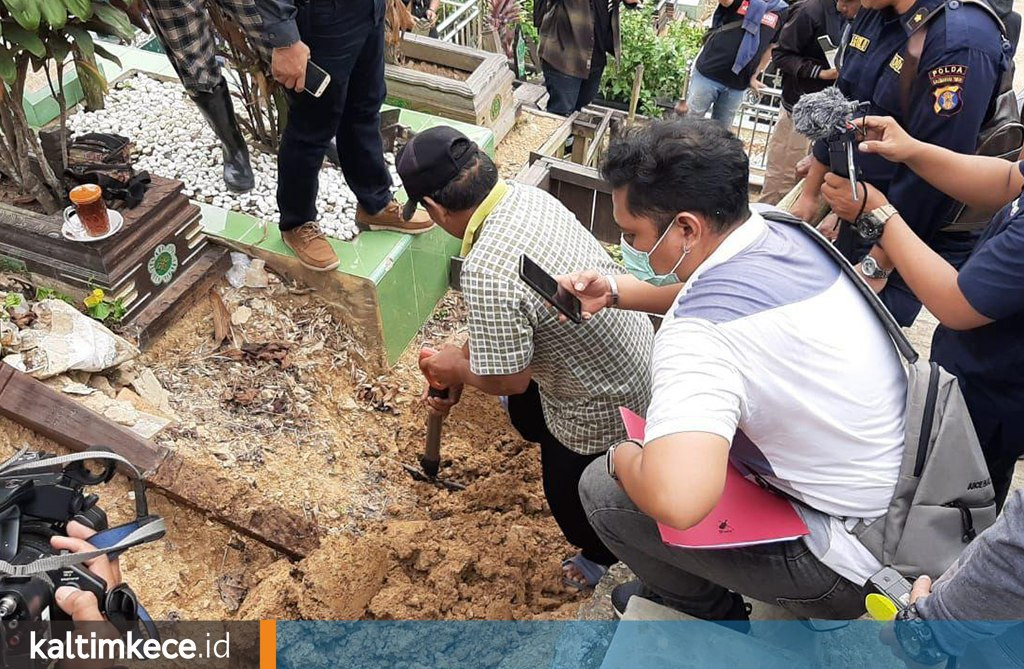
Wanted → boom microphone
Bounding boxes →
[791,87,862,141]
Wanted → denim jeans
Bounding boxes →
[579,461,868,620]
[277,0,393,230]
[686,69,745,125]
[543,60,606,117]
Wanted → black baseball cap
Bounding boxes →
[397,126,478,221]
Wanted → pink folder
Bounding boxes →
[620,407,809,549]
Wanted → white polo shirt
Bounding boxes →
[645,210,907,585]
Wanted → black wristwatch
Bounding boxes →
[894,603,949,666]
[855,204,898,243]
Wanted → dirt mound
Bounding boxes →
[240,368,583,620]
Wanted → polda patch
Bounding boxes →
[849,34,870,52]
[929,65,967,116]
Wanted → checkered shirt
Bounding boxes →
[144,0,273,94]
[461,183,653,455]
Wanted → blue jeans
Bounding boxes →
[686,69,745,124]
[277,0,392,230]
[543,60,605,117]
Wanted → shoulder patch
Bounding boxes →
[849,34,870,52]
[929,65,968,117]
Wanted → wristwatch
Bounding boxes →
[605,274,620,308]
[859,255,892,281]
[855,203,898,243]
[894,603,949,666]
[606,439,642,481]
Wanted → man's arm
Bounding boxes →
[253,0,310,91]
[556,271,683,319]
[613,433,731,530]
[750,45,776,91]
[612,317,743,531]
[790,155,829,221]
[772,5,831,81]
[915,490,1024,656]
[855,115,1024,212]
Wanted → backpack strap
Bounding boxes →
[758,208,920,363]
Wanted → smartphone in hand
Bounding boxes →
[519,254,583,324]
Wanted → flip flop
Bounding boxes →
[561,553,608,591]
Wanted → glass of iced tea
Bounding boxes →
[67,184,110,237]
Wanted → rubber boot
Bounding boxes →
[190,78,255,192]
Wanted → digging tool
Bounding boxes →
[403,347,466,491]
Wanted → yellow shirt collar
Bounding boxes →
[460,180,509,257]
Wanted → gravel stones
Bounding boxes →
[69,74,402,241]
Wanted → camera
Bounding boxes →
[0,448,165,667]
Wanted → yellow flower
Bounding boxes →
[84,288,105,308]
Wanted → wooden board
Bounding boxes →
[385,34,518,141]
[516,157,619,244]
[0,364,320,558]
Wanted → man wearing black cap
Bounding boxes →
[401,126,654,590]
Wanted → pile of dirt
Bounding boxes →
[38,279,580,620]
[403,58,471,82]
[494,111,567,180]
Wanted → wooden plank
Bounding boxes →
[591,191,620,244]
[582,111,612,167]
[0,364,167,473]
[555,181,596,233]
[399,33,486,72]
[0,364,320,559]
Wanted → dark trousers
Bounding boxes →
[969,403,1024,512]
[542,60,605,117]
[580,461,868,620]
[277,0,392,231]
[506,382,618,567]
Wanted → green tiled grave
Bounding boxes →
[48,44,495,366]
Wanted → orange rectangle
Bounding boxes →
[260,620,276,669]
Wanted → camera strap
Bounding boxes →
[0,450,166,578]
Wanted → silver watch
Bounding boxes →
[860,255,892,280]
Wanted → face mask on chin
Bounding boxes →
[620,221,689,286]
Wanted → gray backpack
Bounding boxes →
[762,208,997,579]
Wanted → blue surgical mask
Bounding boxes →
[620,224,689,286]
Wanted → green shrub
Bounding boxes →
[599,6,704,117]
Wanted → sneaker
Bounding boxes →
[611,580,752,634]
[281,222,340,272]
[356,200,434,234]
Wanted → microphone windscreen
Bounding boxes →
[791,88,858,141]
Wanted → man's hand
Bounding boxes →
[50,521,124,622]
[419,344,467,390]
[556,270,612,321]
[272,41,310,92]
[426,8,437,22]
[817,212,841,242]
[611,440,643,488]
[422,383,464,415]
[790,192,821,222]
[881,577,941,669]
[818,68,839,81]
[821,173,888,221]
[795,154,815,180]
[854,116,922,164]
[749,75,766,93]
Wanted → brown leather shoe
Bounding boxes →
[281,222,340,272]
[356,200,434,234]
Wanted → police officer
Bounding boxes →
[254,0,434,272]
[790,0,1009,326]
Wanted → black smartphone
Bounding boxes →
[519,254,583,324]
[304,60,331,98]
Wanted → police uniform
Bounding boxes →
[813,0,1008,325]
[931,162,1024,511]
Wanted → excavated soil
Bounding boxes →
[1,282,584,620]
